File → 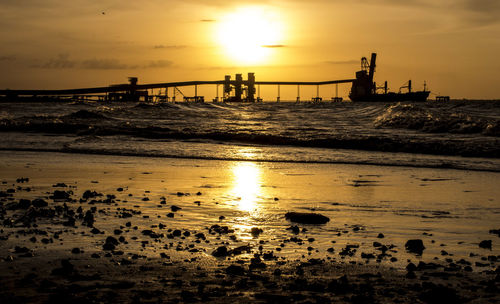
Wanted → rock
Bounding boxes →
[17,199,31,209]
[14,246,30,254]
[249,257,266,269]
[173,229,182,237]
[83,211,95,227]
[195,233,206,240]
[286,225,300,234]
[377,233,385,239]
[82,190,102,200]
[226,265,245,276]
[479,240,492,249]
[105,236,119,245]
[16,177,29,183]
[171,205,182,212]
[232,245,251,255]
[103,243,115,251]
[32,199,48,208]
[285,212,330,224]
[251,227,263,237]
[209,225,234,234]
[490,229,500,237]
[405,239,425,255]
[71,248,81,254]
[50,190,71,201]
[212,246,229,257]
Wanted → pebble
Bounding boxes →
[285,212,330,224]
[405,239,425,255]
[251,227,263,237]
[479,240,492,249]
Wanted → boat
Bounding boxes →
[349,53,430,102]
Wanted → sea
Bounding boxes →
[1,99,500,268]
[0,99,499,171]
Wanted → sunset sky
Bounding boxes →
[0,0,499,99]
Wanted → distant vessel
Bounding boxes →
[349,53,430,102]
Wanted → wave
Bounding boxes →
[0,101,499,158]
[65,109,111,120]
[374,103,500,136]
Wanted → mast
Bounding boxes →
[368,53,376,84]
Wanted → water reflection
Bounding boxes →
[235,147,262,160]
[230,162,262,212]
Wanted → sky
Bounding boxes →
[0,0,499,99]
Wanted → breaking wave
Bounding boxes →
[374,102,500,136]
[0,100,499,158]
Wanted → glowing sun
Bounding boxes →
[216,7,284,65]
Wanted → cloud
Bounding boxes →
[35,54,76,69]
[80,59,135,70]
[154,44,187,49]
[460,0,500,25]
[144,60,173,68]
[463,0,500,13]
[262,44,286,48]
[324,60,358,65]
[31,55,173,70]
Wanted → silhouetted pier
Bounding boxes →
[0,74,355,103]
[0,53,437,102]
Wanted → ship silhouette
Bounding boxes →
[349,53,430,102]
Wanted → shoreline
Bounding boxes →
[1,151,499,302]
[1,147,499,173]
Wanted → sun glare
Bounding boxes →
[216,6,284,65]
[230,162,262,212]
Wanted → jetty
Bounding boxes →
[0,53,438,102]
[0,74,355,103]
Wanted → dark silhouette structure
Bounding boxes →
[0,53,434,102]
[349,53,430,102]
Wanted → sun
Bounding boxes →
[216,6,284,65]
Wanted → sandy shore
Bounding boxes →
[0,151,499,303]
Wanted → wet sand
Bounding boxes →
[0,151,499,303]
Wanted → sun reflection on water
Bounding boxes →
[230,162,262,212]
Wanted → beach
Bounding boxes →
[1,150,499,303]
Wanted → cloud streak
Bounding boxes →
[262,44,286,48]
[154,44,187,49]
[324,60,358,65]
[32,55,172,70]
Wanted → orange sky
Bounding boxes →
[0,0,499,99]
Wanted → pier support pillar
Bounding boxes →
[235,74,243,102]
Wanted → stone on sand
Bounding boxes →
[284,212,330,224]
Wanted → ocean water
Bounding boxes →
[0,100,499,171]
[1,100,499,272]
